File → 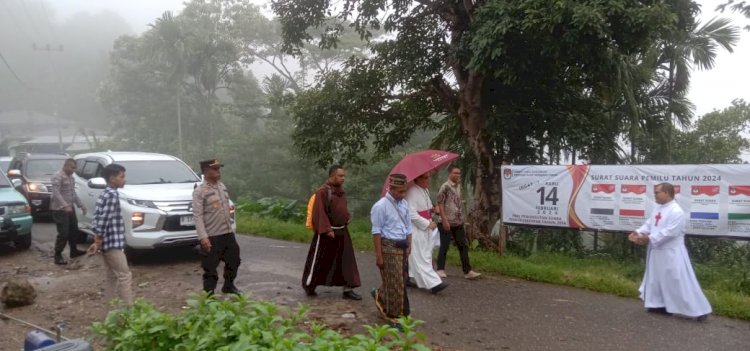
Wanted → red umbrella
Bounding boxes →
[381,150,459,196]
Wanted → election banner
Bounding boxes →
[500,164,750,237]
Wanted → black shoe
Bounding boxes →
[221,285,242,295]
[70,249,86,259]
[696,314,709,322]
[54,255,68,265]
[646,307,671,315]
[304,287,317,297]
[342,291,362,301]
[406,279,417,288]
[430,282,449,294]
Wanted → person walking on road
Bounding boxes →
[51,158,87,265]
[629,182,711,321]
[406,172,447,294]
[86,163,133,305]
[371,174,412,330]
[302,165,362,300]
[436,165,481,279]
[193,159,241,295]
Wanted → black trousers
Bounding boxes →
[436,223,472,274]
[53,210,80,255]
[201,233,241,292]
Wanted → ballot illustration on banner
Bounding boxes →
[589,184,616,227]
[501,164,750,238]
[688,185,721,232]
[728,186,750,234]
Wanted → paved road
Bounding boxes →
[26,221,750,351]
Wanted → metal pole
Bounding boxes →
[0,312,70,341]
[177,92,183,157]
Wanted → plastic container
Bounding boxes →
[37,339,93,351]
[23,330,55,351]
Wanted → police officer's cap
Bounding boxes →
[200,159,224,171]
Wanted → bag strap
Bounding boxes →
[386,197,410,229]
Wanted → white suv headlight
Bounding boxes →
[125,198,157,209]
[7,204,30,215]
[26,182,49,193]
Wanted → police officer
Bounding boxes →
[193,159,241,295]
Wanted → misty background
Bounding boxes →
[1,0,749,215]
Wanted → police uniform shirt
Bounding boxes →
[192,181,233,240]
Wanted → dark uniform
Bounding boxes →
[193,159,241,294]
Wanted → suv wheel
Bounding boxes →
[14,233,31,250]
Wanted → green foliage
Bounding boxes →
[235,197,306,223]
[237,215,375,251]
[91,294,429,350]
[506,227,584,257]
[672,99,750,164]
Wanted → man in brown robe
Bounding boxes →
[301,165,362,300]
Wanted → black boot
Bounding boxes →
[54,253,68,265]
[221,283,242,295]
[70,248,86,258]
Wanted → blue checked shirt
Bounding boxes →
[92,186,125,251]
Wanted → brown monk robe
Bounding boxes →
[301,167,362,300]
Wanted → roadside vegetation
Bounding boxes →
[91,294,430,351]
[236,199,750,320]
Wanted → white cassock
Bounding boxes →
[406,185,443,289]
[636,200,712,317]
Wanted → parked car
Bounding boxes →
[0,168,33,250]
[74,152,235,250]
[0,156,11,173]
[6,153,69,217]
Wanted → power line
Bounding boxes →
[0,50,28,87]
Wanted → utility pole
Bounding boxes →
[177,91,183,158]
[32,43,64,153]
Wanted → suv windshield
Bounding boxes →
[117,160,200,185]
[26,159,65,180]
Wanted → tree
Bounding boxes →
[273,0,682,248]
[718,1,750,30]
[100,1,248,158]
[672,99,750,164]
[653,1,739,162]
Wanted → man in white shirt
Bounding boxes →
[629,182,711,321]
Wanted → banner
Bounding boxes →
[501,164,750,237]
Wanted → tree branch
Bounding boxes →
[430,75,460,114]
[256,54,302,92]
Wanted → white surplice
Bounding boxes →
[406,185,443,289]
[636,200,712,317]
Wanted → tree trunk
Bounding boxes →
[456,71,501,250]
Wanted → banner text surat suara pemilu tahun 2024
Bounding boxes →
[500,164,750,238]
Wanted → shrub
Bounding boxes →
[235,197,306,223]
[91,294,430,351]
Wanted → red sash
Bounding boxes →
[417,209,432,220]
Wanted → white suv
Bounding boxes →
[74,152,235,249]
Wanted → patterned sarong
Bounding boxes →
[374,239,410,322]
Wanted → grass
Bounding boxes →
[237,214,750,320]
